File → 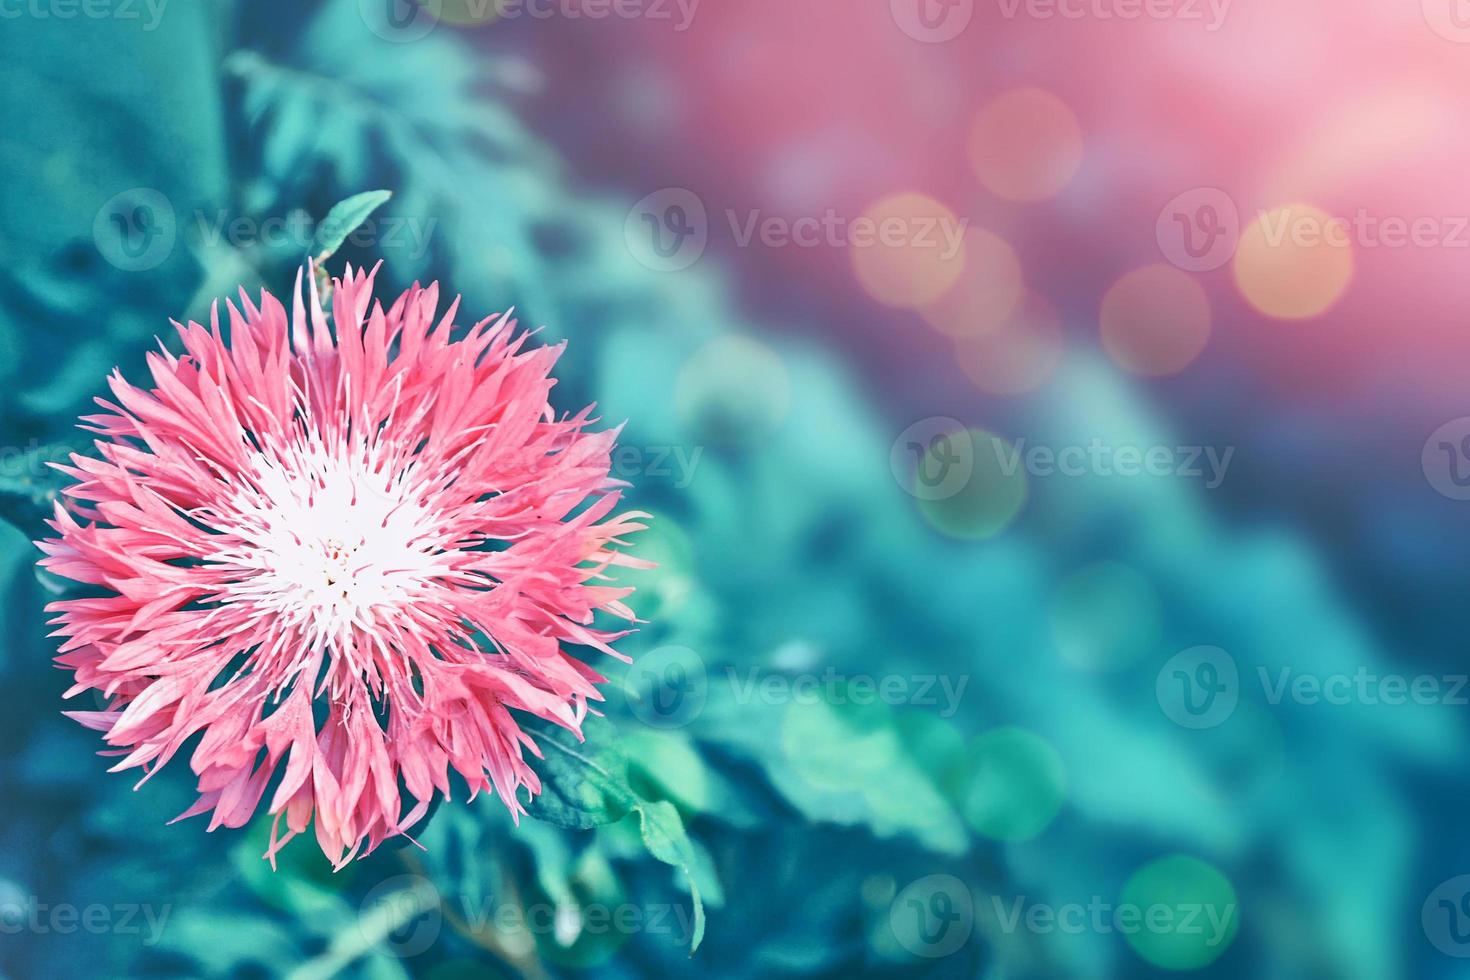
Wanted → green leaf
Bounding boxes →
[524,715,638,829]
[635,800,706,954]
[689,681,970,855]
[313,189,393,261]
[623,728,766,831]
[525,717,710,952]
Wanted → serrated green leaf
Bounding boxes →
[314,189,392,260]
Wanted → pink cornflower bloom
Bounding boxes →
[37,264,647,866]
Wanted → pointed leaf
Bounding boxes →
[635,800,706,953]
[314,190,393,260]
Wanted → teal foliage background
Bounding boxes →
[0,2,1462,978]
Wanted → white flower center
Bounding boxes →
[207,433,451,648]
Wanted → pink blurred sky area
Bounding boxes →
[543,0,1470,393]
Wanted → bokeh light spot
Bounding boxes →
[917,429,1027,539]
[953,294,1064,396]
[1120,855,1239,970]
[1233,203,1353,320]
[851,192,968,308]
[1050,561,1162,672]
[919,228,1025,337]
[967,88,1084,202]
[1100,264,1211,376]
[960,727,1066,841]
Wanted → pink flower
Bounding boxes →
[37,264,647,867]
